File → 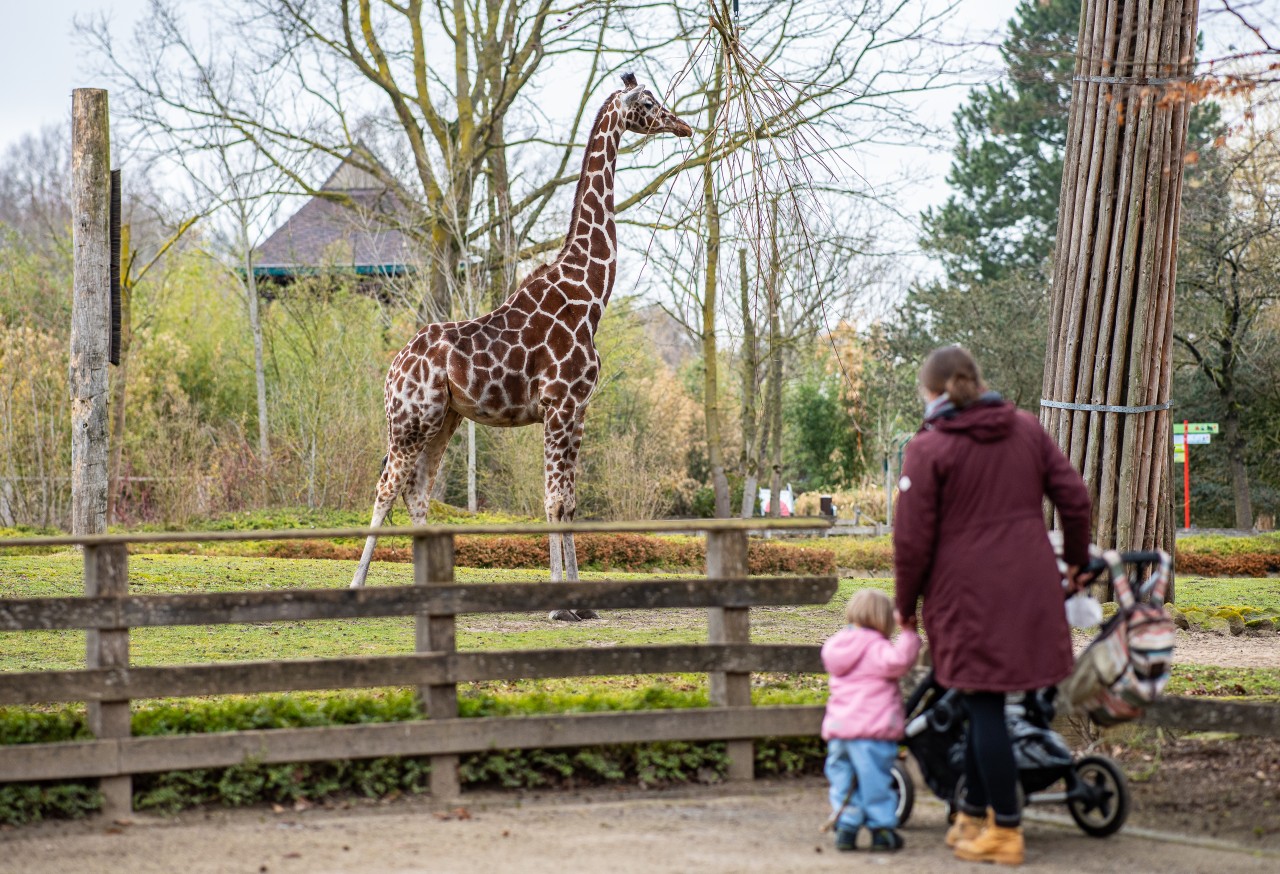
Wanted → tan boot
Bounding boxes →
[945,810,991,848]
[954,823,1025,866]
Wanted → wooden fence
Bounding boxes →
[0,519,836,819]
[2,519,1278,822]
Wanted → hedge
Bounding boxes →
[0,686,825,826]
[142,534,836,576]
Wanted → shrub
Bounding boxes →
[0,687,825,824]
[136,532,835,575]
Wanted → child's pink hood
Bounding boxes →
[822,625,921,741]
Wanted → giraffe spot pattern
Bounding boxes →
[360,79,689,538]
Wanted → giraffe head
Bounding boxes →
[618,72,693,138]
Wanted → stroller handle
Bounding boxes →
[1081,550,1166,574]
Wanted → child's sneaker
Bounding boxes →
[834,827,858,851]
[869,828,904,852]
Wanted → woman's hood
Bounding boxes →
[926,392,1015,443]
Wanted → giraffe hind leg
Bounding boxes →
[351,444,420,588]
[404,410,462,527]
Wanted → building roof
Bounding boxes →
[253,150,416,278]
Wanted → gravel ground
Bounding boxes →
[3,779,1275,874]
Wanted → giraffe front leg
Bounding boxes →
[544,404,587,622]
[563,407,596,618]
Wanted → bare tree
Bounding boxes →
[628,0,961,517]
[1175,120,1280,529]
[80,0,691,324]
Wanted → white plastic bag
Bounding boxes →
[1065,593,1104,628]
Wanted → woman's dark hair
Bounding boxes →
[920,345,986,408]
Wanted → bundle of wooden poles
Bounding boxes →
[1041,0,1201,553]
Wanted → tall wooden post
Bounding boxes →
[85,543,131,817]
[1041,0,1199,556]
[71,89,111,537]
[707,529,753,781]
[415,533,460,800]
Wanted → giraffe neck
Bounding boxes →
[558,95,622,301]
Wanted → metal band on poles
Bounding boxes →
[1039,399,1173,414]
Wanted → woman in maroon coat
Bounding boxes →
[894,346,1091,866]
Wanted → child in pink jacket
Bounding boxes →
[821,588,921,852]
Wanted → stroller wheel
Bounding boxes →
[891,759,915,826]
[1066,755,1130,837]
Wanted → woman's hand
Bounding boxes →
[1066,565,1091,594]
[895,609,917,632]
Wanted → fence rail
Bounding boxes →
[0,520,835,819]
[2,519,1277,823]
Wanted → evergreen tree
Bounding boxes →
[895,0,1080,407]
[921,0,1080,284]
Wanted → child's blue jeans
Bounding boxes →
[825,738,899,831]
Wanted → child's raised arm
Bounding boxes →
[863,630,922,680]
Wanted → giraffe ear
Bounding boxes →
[621,72,638,90]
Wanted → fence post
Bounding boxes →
[707,528,753,781]
[70,88,111,538]
[415,533,460,800]
[85,542,130,817]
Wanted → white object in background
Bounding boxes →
[757,486,795,517]
[1065,593,1104,628]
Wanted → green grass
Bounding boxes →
[0,555,883,671]
[1175,576,1280,614]
[1166,665,1280,699]
[1,553,1274,705]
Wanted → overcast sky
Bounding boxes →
[4,2,1274,233]
[1,1,1022,248]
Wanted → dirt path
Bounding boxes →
[4,780,1273,874]
[1071,627,1280,668]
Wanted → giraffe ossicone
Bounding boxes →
[349,74,692,623]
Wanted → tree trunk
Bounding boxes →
[241,223,270,472]
[1041,0,1200,554]
[107,225,131,525]
[738,248,760,518]
[767,203,784,519]
[767,325,782,519]
[702,59,731,519]
[1222,381,1253,530]
[70,88,111,538]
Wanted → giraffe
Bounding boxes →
[349,73,692,621]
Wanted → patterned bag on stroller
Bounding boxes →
[1060,550,1175,726]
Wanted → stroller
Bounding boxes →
[886,550,1171,838]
